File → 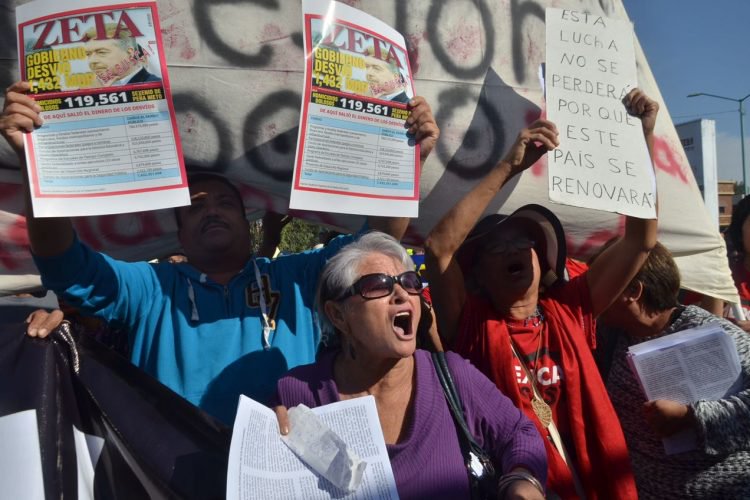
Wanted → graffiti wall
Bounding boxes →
[0,0,736,301]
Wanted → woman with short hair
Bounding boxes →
[275,231,547,499]
[598,242,750,498]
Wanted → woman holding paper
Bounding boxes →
[421,88,659,499]
[596,242,750,498]
[275,231,547,500]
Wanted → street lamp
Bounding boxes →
[687,92,750,196]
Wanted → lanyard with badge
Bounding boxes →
[253,260,275,349]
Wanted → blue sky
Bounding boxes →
[625,1,750,183]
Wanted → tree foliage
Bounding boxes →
[278,218,321,254]
[249,219,264,255]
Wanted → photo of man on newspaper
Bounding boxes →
[308,18,413,104]
[364,51,410,103]
[84,23,161,86]
[21,7,162,93]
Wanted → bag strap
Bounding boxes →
[432,352,473,441]
[431,352,494,483]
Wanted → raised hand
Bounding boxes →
[624,88,659,138]
[0,81,43,154]
[405,96,440,165]
[502,119,559,175]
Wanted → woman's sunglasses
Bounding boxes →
[338,271,423,300]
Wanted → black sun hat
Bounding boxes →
[457,204,569,289]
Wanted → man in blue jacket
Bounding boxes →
[1,81,438,423]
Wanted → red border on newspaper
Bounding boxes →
[17,2,187,199]
[294,14,420,202]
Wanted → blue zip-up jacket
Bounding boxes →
[34,233,354,424]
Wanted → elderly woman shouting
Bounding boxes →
[274,232,547,500]
[424,88,659,499]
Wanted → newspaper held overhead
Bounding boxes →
[627,324,742,454]
[227,395,399,500]
[545,8,656,219]
[15,0,189,218]
[290,0,419,218]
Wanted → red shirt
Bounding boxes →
[506,318,570,441]
[453,274,636,500]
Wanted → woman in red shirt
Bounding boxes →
[424,89,659,499]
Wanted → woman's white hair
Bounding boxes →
[316,231,415,339]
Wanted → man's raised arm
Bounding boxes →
[1,81,74,257]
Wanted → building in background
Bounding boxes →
[718,180,736,228]
[676,119,727,228]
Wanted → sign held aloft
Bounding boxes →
[545,8,656,219]
[290,0,419,218]
[16,0,189,218]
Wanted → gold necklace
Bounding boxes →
[510,314,553,428]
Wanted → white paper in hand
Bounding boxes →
[281,404,367,493]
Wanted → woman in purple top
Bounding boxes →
[275,232,547,499]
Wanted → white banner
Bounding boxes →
[0,0,738,304]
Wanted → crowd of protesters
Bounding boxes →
[2,77,749,499]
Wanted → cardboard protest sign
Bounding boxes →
[546,8,656,219]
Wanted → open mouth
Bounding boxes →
[392,311,413,338]
[507,262,524,276]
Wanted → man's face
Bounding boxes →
[365,56,402,96]
[176,179,250,262]
[85,39,133,81]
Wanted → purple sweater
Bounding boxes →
[276,349,547,499]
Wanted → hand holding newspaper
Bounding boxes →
[282,404,367,493]
[290,0,420,217]
[227,395,398,500]
[627,323,742,454]
[15,0,188,218]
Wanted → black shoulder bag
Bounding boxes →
[431,351,497,500]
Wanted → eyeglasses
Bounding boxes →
[338,271,423,300]
[483,237,535,255]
